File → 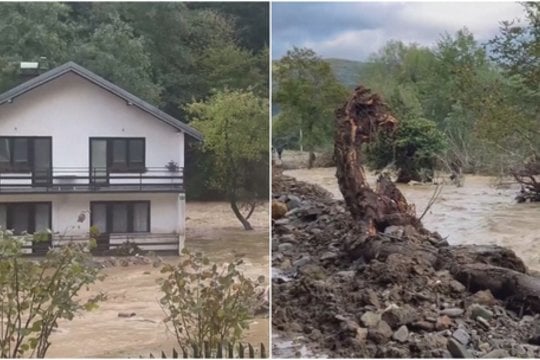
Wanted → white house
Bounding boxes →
[0,62,202,254]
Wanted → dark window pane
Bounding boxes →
[129,139,144,167]
[0,139,10,165]
[112,204,128,233]
[12,204,30,234]
[111,140,127,167]
[13,138,28,167]
[133,203,149,232]
[0,205,6,230]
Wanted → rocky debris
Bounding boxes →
[272,173,540,358]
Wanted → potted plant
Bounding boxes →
[165,160,179,172]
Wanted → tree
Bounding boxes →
[186,90,268,230]
[274,47,348,168]
[159,250,264,353]
[0,231,104,358]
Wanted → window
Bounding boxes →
[98,138,145,172]
[0,137,51,173]
[91,201,150,233]
[0,202,52,234]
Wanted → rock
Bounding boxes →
[335,270,356,279]
[452,328,470,346]
[481,349,509,358]
[441,308,465,317]
[475,316,490,330]
[527,326,540,345]
[292,255,311,268]
[411,321,435,332]
[272,200,288,219]
[118,312,136,318]
[436,315,453,330]
[384,225,404,238]
[320,251,338,261]
[278,243,294,252]
[392,325,409,343]
[447,338,472,358]
[356,327,368,343]
[470,290,496,306]
[335,314,361,333]
[367,320,393,344]
[449,280,466,293]
[469,304,494,320]
[363,288,381,309]
[286,195,303,210]
[360,311,381,328]
[381,305,419,329]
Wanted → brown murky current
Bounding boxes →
[46,202,269,358]
[284,167,540,272]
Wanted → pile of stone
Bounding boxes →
[272,175,540,358]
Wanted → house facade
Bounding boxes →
[0,62,202,254]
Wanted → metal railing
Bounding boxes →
[0,166,184,193]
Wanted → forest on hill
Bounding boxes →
[273,2,539,181]
[0,2,269,205]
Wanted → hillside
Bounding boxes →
[325,58,366,88]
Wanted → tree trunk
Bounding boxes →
[333,85,540,315]
[307,151,316,169]
[230,199,254,231]
[334,86,419,235]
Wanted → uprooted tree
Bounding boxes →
[334,85,540,316]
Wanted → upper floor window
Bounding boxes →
[0,137,51,173]
[91,138,145,173]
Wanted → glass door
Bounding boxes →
[90,139,108,185]
[32,138,52,186]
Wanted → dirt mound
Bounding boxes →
[272,174,540,358]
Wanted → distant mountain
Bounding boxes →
[325,58,366,88]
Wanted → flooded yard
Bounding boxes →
[47,201,269,358]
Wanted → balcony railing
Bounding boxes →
[0,167,184,193]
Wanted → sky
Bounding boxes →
[272,2,526,61]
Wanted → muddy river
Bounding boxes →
[284,167,540,272]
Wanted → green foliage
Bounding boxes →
[273,48,348,160]
[367,117,446,182]
[0,2,268,200]
[0,230,105,358]
[186,89,268,229]
[158,249,264,354]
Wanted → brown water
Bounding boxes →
[284,167,540,272]
[46,202,269,358]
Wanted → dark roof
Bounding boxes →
[0,61,202,141]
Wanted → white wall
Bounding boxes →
[0,72,185,169]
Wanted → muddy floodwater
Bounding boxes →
[284,167,540,272]
[47,202,269,358]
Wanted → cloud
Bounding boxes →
[272,2,526,60]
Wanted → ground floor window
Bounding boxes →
[90,201,150,233]
[0,202,52,234]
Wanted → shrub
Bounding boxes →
[0,230,105,358]
[158,249,264,354]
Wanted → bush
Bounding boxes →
[0,230,105,358]
[367,117,446,183]
[158,249,264,354]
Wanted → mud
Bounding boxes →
[46,201,269,358]
[272,173,540,358]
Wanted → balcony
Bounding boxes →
[0,167,184,194]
